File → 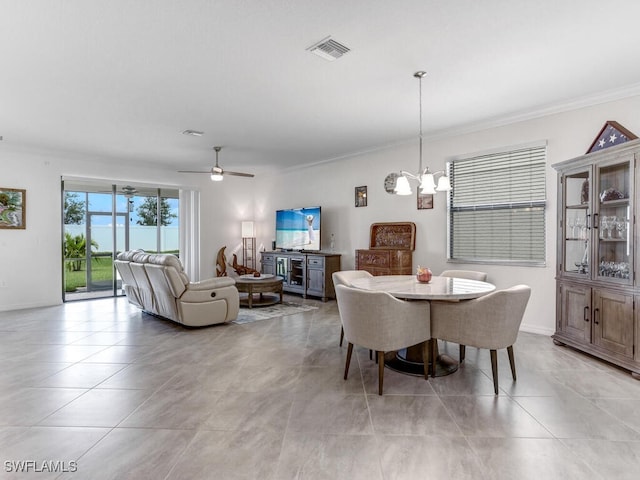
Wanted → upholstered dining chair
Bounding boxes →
[437,270,489,360]
[429,285,531,394]
[335,284,431,395]
[440,269,488,282]
[332,270,374,347]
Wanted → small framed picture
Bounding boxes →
[0,188,26,229]
[355,186,367,207]
[417,192,433,210]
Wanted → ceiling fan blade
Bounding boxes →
[224,171,255,178]
[179,146,254,178]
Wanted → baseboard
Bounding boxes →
[520,323,554,336]
[0,299,63,313]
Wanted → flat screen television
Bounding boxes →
[275,206,321,251]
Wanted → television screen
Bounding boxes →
[275,206,321,251]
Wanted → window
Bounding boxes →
[447,143,547,265]
[62,180,180,301]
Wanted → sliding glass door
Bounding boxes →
[62,180,179,301]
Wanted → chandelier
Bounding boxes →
[394,71,451,196]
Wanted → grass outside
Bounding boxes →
[64,251,180,291]
[64,257,114,292]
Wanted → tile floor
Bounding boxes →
[1,296,640,479]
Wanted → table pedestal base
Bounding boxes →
[384,342,459,377]
[239,293,282,308]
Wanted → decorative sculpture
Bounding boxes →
[231,253,261,276]
[216,246,228,277]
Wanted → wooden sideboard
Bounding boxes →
[355,249,413,276]
[261,251,341,301]
[356,222,416,276]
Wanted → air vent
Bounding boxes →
[182,129,204,137]
[307,36,350,61]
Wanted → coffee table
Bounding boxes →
[235,274,284,308]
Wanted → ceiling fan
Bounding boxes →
[96,185,139,197]
[119,185,138,198]
[178,146,255,181]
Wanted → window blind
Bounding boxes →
[448,145,547,265]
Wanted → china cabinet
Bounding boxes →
[553,139,639,377]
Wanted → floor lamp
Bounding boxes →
[242,221,256,270]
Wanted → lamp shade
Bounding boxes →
[436,175,452,191]
[394,175,413,195]
[419,173,436,194]
[241,221,255,238]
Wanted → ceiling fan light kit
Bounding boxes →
[210,168,223,182]
[390,71,451,197]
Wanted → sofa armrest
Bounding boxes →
[187,277,236,291]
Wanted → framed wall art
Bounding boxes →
[0,188,26,229]
[417,191,433,210]
[587,121,637,154]
[355,186,367,207]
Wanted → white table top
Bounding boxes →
[350,275,496,300]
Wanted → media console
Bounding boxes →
[260,251,341,301]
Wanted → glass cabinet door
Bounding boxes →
[594,158,634,284]
[562,169,591,276]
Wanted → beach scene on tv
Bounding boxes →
[276,207,321,251]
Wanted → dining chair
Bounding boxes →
[440,270,488,281]
[332,270,373,347]
[335,284,431,395]
[438,269,489,361]
[429,285,531,394]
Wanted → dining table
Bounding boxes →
[350,274,496,377]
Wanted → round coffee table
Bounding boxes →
[235,274,284,308]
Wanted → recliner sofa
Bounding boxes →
[115,250,239,327]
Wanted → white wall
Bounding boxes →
[2,95,640,335]
[254,95,640,335]
[0,148,248,310]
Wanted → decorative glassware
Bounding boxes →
[416,266,432,283]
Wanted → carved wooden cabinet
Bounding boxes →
[553,140,640,377]
[356,222,415,276]
[355,249,413,276]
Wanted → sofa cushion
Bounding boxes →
[146,254,190,286]
[117,249,145,262]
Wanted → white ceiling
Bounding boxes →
[2,0,640,176]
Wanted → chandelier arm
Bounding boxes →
[399,170,421,181]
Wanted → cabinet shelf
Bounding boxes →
[598,238,627,243]
[600,198,629,206]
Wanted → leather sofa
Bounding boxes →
[115,250,239,327]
